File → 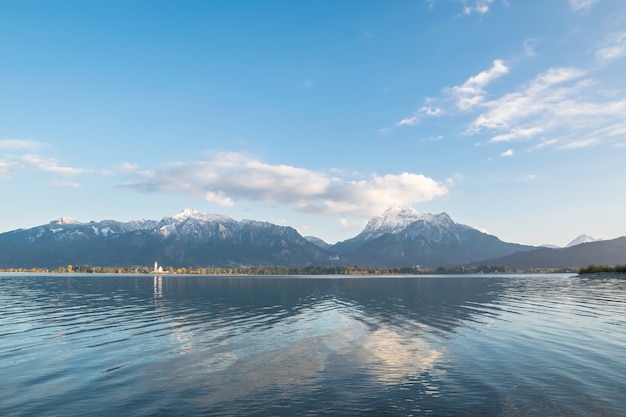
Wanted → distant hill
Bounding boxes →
[304,236,333,250]
[0,207,623,270]
[476,237,626,269]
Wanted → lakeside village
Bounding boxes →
[3,261,616,275]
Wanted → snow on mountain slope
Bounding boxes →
[359,207,463,242]
[566,234,600,247]
[360,207,423,240]
[157,209,237,238]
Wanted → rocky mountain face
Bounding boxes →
[0,209,333,268]
[0,208,622,269]
[332,207,534,267]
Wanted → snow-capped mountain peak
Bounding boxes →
[172,208,205,220]
[51,217,82,225]
[170,208,232,223]
[363,207,422,235]
[566,234,600,247]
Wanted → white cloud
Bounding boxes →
[18,154,87,176]
[0,152,89,177]
[0,139,44,151]
[490,127,542,143]
[116,162,140,173]
[396,106,442,127]
[423,135,444,142]
[0,161,17,176]
[52,181,82,188]
[123,152,448,217]
[557,137,602,150]
[466,67,588,133]
[339,217,367,233]
[501,149,514,157]
[569,0,600,12]
[448,60,509,110]
[462,0,495,15]
[523,38,537,57]
[0,139,92,179]
[465,65,626,150]
[596,32,626,63]
[203,191,234,207]
[396,115,420,126]
[421,106,442,116]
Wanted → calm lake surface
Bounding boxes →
[1,273,625,416]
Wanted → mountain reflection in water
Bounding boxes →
[1,274,624,416]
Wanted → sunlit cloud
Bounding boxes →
[122,152,448,217]
[501,149,514,157]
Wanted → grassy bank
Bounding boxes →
[579,264,626,274]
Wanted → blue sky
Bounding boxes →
[1,0,625,246]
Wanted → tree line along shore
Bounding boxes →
[1,264,579,275]
[578,264,626,274]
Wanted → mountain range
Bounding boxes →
[0,207,623,270]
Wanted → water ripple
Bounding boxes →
[1,274,625,416]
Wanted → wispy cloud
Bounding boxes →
[396,106,442,127]
[52,181,82,188]
[490,127,543,143]
[18,155,88,176]
[462,0,495,15]
[0,139,90,178]
[0,139,44,151]
[465,65,626,149]
[569,0,600,12]
[122,152,448,217]
[523,38,537,57]
[501,149,514,157]
[596,32,626,63]
[396,45,626,152]
[447,59,509,110]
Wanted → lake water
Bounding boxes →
[1,273,625,417]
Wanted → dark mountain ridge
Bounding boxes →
[332,208,534,267]
[476,237,626,269]
[0,208,622,270]
[0,209,333,269]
